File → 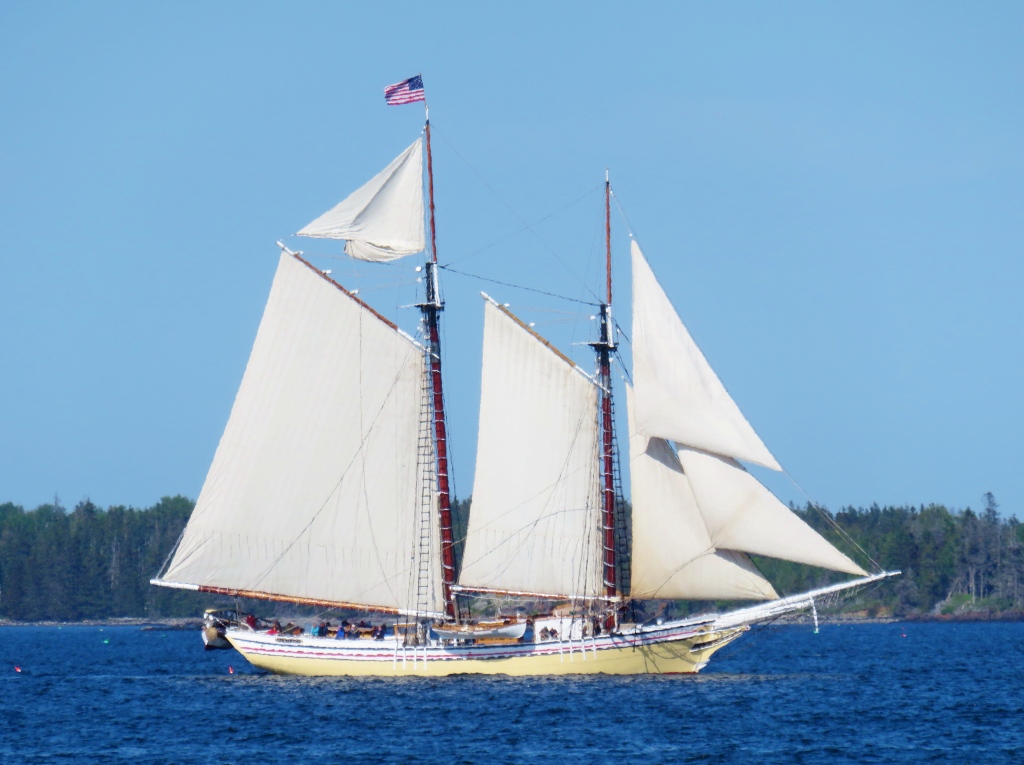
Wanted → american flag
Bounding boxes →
[384,75,425,105]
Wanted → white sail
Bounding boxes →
[626,385,778,601]
[297,139,426,262]
[631,240,781,470]
[676,446,868,576]
[156,252,443,615]
[458,297,605,599]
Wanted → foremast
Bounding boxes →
[420,108,458,622]
[590,171,620,629]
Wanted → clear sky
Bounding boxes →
[2,2,1022,516]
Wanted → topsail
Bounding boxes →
[298,139,426,262]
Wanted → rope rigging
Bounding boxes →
[438,264,600,306]
[431,126,604,303]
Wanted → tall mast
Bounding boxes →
[593,170,618,627]
[421,107,458,621]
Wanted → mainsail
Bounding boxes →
[626,385,779,601]
[631,240,781,470]
[297,139,426,262]
[155,251,444,615]
[457,297,605,600]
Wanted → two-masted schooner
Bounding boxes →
[151,82,897,675]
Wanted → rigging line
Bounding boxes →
[439,265,600,306]
[441,183,602,268]
[615,353,634,387]
[431,126,602,302]
[611,191,641,249]
[612,318,631,345]
[782,469,883,573]
[154,527,187,579]
[515,306,591,316]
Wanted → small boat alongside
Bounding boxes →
[202,609,239,650]
[433,620,527,641]
[201,609,272,650]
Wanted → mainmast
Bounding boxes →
[592,171,618,628]
[421,106,458,622]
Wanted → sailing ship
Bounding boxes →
[151,96,897,676]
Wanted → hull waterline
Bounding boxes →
[225,622,747,677]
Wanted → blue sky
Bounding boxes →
[1,2,1022,516]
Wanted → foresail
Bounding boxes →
[458,297,605,599]
[626,385,778,601]
[631,240,781,470]
[156,252,444,615]
[677,446,868,577]
[297,139,426,262]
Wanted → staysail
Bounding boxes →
[297,139,426,262]
[676,447,867,576]
[631,240,781,470]
[457,296,605,600]
[629,244,867,579]
[154,251,444,615]
[626,385,779,601]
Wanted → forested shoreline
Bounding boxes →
[1,495,1021,621]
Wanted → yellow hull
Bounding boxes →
[227,625,747,677]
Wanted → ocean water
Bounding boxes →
[0,622,1020,764]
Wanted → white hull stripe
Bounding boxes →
[230,623,716,663]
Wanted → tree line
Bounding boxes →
[0,497,209,620]
[0,495,1020,621]
[753,494,1024,617]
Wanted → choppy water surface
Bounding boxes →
[0,622,1020,763]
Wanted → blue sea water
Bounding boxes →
[0,622,1020,764]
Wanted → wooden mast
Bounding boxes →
[594,171,618,628]
[422,106,458,622]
